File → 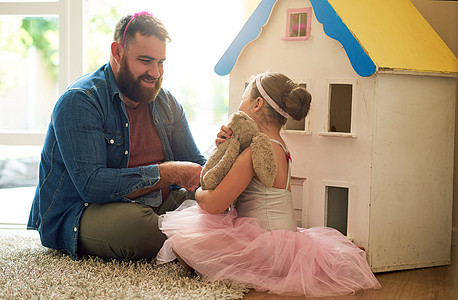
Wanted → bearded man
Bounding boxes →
[27,12,206,260]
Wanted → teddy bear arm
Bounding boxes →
[201,139,241,190]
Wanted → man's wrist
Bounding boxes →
[158,161,176,186]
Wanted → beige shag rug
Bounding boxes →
[0,232,250,299]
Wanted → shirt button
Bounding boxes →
[84,203,89,207]
[125,150,129,155]
[74,227,77,232]
[110,139,114,144]
[125,123,129,127]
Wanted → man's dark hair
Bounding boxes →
[114,14,171,48]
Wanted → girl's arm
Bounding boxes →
[196,147,255,214]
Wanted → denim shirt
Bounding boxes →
[27,63,206,259]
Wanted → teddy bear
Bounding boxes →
[200,111,277,190]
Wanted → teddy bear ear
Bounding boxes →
[251,133,277,188]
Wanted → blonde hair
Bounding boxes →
[250,72,311,125]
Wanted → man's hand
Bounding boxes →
[159,161,202,191]
[126,161,202,199]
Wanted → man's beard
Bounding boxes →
[116,57,162,103]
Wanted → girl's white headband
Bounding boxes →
[255,75,290,118]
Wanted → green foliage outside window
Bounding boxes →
[86,6,122,73]
[0,16,56,93]
[20,17,59,80]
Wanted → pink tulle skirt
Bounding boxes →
[157,200,381,297]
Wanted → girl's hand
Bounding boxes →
[216,125,232,146]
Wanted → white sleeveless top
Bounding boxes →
[234,139,297,231]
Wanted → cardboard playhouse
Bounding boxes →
[215,0,458,272]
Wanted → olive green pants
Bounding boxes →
[78,189,194,260]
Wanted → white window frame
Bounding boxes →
[0,0,84,146]
[281,7,312,41]
[322,180,354,239]
[319,78,357,138]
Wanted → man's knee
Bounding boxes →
[121,204,168,258]
[79,202,166,260]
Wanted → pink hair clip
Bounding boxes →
[122,11,154,48]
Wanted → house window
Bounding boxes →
[329,84,352,133]
[326,186,349,235]
[283,7,312,41]
[285,83,308,131]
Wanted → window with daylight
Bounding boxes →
[0,15,59,133]
[0,0,83,229]
[283,7,312,41]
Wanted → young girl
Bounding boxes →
[156,72,381,297]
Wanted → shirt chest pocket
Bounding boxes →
[102,131,125,168]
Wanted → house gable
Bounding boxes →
[215,0,457,77]
[214,0,277,76]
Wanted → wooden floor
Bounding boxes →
[244,246,458,300]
